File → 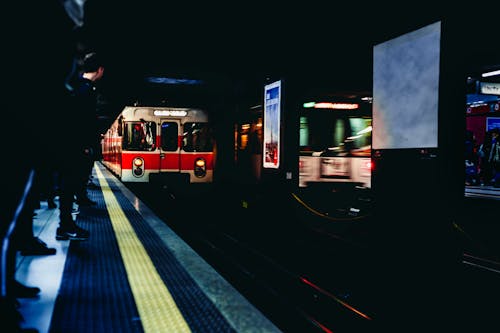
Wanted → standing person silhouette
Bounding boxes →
[56,51,105,241]
[478,129,493,186]
[73,52,104,207]
[488,128,500,187]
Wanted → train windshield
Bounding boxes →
[182,122,213,152]
[299,115,372,157]
[122,121,156,151]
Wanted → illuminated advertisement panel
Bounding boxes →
[480,82,500,96]
[487,117,500,131]
[263,80,281,169]
[373,21,441,149]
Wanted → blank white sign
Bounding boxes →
[373,21,441,150]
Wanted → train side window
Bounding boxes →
[117,116,123,136]
[300,114,336,153]
[299,116,310,150]
[348,118,372,157]
[160,122,178,151]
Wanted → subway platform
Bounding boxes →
[15,163,282,333]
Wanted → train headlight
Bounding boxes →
[194,157,206,177]
[132,157,144,177]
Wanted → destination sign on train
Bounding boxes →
[153,110,188,116]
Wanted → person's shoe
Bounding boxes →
[18,328,39,333]
[0,298,38,332]
[76,196,97,206]
[11,280,40,298]
[56,225,89,241]
[20,237,56,256]
[47,199,57,209]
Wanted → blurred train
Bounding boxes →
[101,105,214,184]
[298,97,372,189]
[233,93,373,190]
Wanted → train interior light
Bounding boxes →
[481,69,500,78]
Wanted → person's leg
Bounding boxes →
[56,165,89,241]
[14,172,56,256]
[46,167,58,209]
[75,156,97,206]
[493,162,500,187]
[7,173,45,298]
[58,168,76,224]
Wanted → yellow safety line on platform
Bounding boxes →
[95,167,191,333]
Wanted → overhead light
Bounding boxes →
[303,101,359,109]
[145,76,203,85]
[314,102,359,109]
[481,70,500,78]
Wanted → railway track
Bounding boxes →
[128,182,500,332]
[127,182,377,332]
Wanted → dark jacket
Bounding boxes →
[69,75,100,156]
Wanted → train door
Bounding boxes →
[159,120,181,173]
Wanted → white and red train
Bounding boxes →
[101,105,214,184]
[298,98,373,189]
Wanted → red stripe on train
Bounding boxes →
[120,152,213,170]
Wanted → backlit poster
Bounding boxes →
[373,21,441,149]
[263,80,281,168]
[487,117,500,132]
